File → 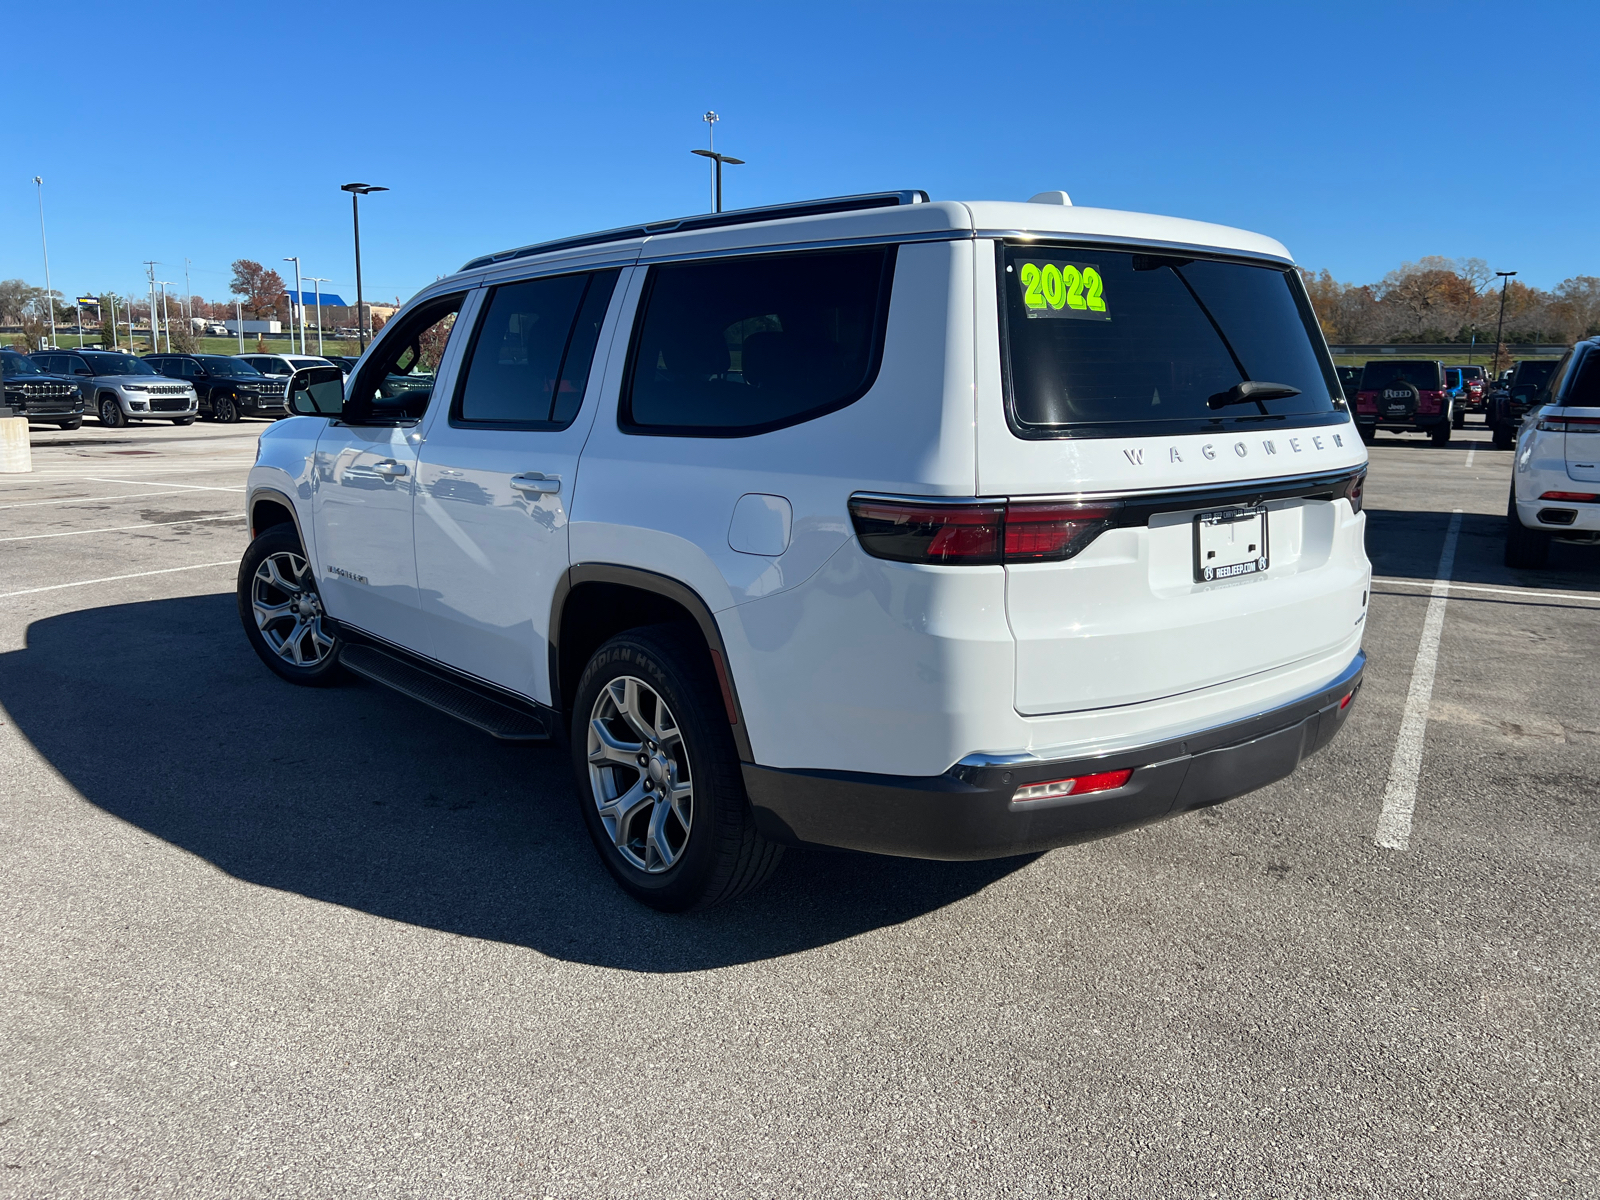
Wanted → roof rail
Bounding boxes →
[459,190,930,272]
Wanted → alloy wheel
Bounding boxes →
[586,676,693,873]
[250,550,336,667]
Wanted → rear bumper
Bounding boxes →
[745,651,1365,860]
[1356,413,1448,433]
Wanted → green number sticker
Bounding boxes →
[1016,259,1111,321]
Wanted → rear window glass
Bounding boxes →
[1360,361,1443,391]
[1512,360,1558,387]
[1000,245,1342,438]
[623,247,895,436]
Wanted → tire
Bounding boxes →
[236,525,345,686]
[1492,425,1514,450]
[1358,425,1376,445]
[213,393,239,423]
[1431,421,1451,446]
[98,396,125,428]
[1504,487,1551,570]
[570,624,781,912]
[171,416,195,426]
[1452,408,1465,429]
[57,417,82,430]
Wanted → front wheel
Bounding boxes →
[213,394,239,423]
[98,396,125,428]
[236,525,344,686]
[570,624,781,911]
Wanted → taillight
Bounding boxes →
[1338,469,1366,514]
[1539,491,1600,502]
[1012,768,1133,803]
[849,497,1123,565]
[1537,415,1600,432]
[848,498,1005,565]
[1003,502,1121,562]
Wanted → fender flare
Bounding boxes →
[247,484,310,552]
[553,563,754,762]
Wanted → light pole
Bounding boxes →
[144,261,158,353]
[305,276,329,355]
[109,295,119,350]
[691,149,745,213]
[33,176,56,349]
[156,282,175,352]
[283,257,304,355]
[234,296,244,352]
[702,111,719,210]
[1492,270,1517,379]
[341,183,388,352]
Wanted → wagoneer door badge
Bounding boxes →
[326,565,369,585]
[1122,431,1348,468]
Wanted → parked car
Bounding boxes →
[1505,337,1600,567]
[1488,358,1561,449]
[321,355,361,374]
[144,353,287,422]
[1443,368,1477,428]
[237,352,337,379]
[1336,365,1363,403]
[31,348,195,427]
[1353,359,1452,444]
[1457,364,1488,412]
[240,190,1371,911]
[2,349,85,428]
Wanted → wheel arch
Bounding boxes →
[248,486,308,550]
[553,564,753,761]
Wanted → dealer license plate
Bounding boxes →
[1194,505,1269,583]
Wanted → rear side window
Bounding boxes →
[622,247,895,436]
[454,269,619,428]
[1561,352,1600,407]
[1000,245,1342,439]
[1360,361,1444,391]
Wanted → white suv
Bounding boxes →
[239,191,1371,910]
[1506,336,1600,568]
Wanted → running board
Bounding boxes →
[339,644,552,742]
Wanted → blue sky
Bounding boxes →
[4,0,1596,308]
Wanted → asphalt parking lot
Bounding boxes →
[1,417,1596,1199]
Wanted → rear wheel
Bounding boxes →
[1492,424,1514,450]
[570,624,781,912]
[1358,425,1375,445]
[1452,408,1465,429]
[1504,488,1551,569]
[98,396,125,428]
[1431,421,1451,446]
[236,525,344,685]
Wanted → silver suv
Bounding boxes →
[33,349,198,427]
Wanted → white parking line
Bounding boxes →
[0,514,245,543]
[80,476,248,491]
[1465,447,1476,468]
[1373,576,1600,606]
[0,560,237,599]
[1375,509,1462,851]
[0,488,241,511]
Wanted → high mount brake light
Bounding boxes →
[1012,768,1134,803]
[849,498,1122,565]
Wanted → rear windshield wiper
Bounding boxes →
[1208,380,1302,410]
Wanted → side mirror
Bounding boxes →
[287,365,346,416]
[1509,384,1538,403]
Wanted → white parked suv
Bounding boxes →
[1506,336,1600,568]
[240,191,1371,910]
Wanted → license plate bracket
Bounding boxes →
[1194,504,1269,583]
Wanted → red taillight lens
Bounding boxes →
[1004,502,1121,562]
[850,498,1122,565]
[848,499,1005,565]
[1341,470,1366,515]
[1012,768,1134,803]
[1539,491,1600,502]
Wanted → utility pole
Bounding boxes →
[144,261,158,353]
[33,176,56,349]
[341,183,388,353]
[306,276,329,355]
[1492,270,1517,379]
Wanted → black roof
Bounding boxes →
[460,190,929,272]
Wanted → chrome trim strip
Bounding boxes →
[956,651,1367,769]
[638,228,964,265]
[850,465,1364,509]
[977,229,1296,266]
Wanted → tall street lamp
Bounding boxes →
[341,183,388,352]
[33,176,56,349]
[691,149,745,214]
[305,276,329,355]
[156,282,175,353]
[283,256,304,355]
[1492,270,1517,378]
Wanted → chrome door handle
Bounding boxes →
[372,459,408,479]
[510,472,560,495]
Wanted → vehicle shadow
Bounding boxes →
[0,595,1032,973]
[1365,508,1600,595]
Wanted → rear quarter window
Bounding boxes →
[999,244,1343,439]
[622,247,895,437]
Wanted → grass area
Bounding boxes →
[46,333,364,357]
